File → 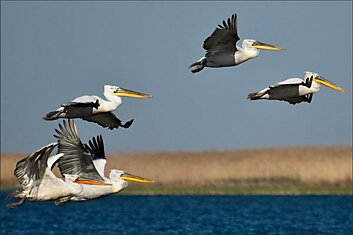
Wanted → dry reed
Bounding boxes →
[1,146,351,189]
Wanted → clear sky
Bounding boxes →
[1,1,352,153]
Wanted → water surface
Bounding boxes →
[1,192,352,235]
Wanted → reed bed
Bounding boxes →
[1,146,351,190]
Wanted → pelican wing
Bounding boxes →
[62,101,99,109]
[86,135,107,178]
[62,96,100,109]
[82,113,133,130]
[267,83,310,105]
[267,84,300,96]
[203,14,239,56]
[269,84,302,92]
[271,78,305,87]
[14,143,57,187]
[54,120,105,182]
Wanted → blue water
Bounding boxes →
[1,192,352,235]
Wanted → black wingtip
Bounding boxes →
[121,119,134,129]
[43,111,61,121]
[88,134,105,160]
[247,92,261,100]
[215,13,238,31]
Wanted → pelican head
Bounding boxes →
[109,169,155,184]
[305,71,346,93]
[242,39,285,51]
[104,85,152,99]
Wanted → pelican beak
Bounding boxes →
[114,87,153,98]
[120,172,155,184]
[250,41,285,51]
[314,77,346,93]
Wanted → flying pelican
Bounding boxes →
[53,120,154,203]
[43,85,152,130]
[189,13,285,73]
[247,71,346,105]
[7,143,82,208]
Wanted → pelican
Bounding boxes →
[43,85,152,130]
[247,71,346,105]
[53,120,154,203]
[189,13,285,73]
[7,143,82,208]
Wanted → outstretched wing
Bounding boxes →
[203,14,240,56]
[86,135,107,178]
[82,112,134,130]
[54,120,105,182]
[14,143,57,187]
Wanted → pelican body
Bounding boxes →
[7,143,82,208]
[43,85,152,130]
[247,71,346,105]
[190,13,284,73]
[53,120,154,203]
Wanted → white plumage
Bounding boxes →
[7,143,82,208]
[43,85,152,130]
[248,71,346,104]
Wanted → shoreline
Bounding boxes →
[2,185,352,195]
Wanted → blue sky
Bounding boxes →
[1,1,352,153]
